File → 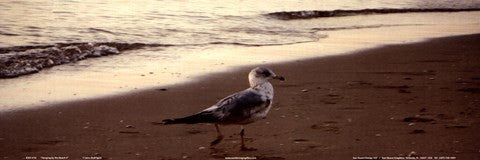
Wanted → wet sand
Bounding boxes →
[0,34,479,160]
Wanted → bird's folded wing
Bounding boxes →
[203,89,269,123]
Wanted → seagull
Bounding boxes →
[162,67,285,151]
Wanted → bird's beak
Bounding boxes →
[273,75,285,81]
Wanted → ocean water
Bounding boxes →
[1,0,480,111]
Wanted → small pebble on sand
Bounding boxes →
[407,151,418,157]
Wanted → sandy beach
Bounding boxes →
[1,34,479,159]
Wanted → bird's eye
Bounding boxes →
[255,68,272,77]
[262,70,271,77]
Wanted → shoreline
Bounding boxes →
[1,34,480,159]
[1,30,476,114]
[1,14,480,111]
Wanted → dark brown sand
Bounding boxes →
[1,34,479,160]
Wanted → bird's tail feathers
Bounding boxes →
[162,118,181,125]
[162,111,218,125]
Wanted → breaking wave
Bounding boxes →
[266,8,480,20]
[0,43,171,78]
[311,24,424,31]
[0,40,319,78]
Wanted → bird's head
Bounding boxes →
[248,67,285,87]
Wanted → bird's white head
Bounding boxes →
[248,67,285,87]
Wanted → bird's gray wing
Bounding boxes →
[205,89,270,123]
[163,89,268,125]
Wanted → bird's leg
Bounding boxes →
[240,127,245,148]
[240,126,257,151]
[210,124,224,146]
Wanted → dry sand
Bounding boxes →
[0,34,479,160]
